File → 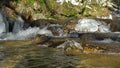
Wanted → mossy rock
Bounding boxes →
[45,0,112,19]
[5,0,113,21]
[88,5,111,17]
[45,0,82,18]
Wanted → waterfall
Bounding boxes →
[0,8,25,34]
[0,9,9,33]
[12,16,24,33]
[0,10,53,40]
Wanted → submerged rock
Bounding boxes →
[82,42,120,53]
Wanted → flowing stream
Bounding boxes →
[0,7,120,68]
[0,43,120,68]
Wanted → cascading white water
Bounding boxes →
[75,18,111,32]
[12,16,24,33]
[0,10,9,33]
[0,10,53,40]
[3,27,53,40]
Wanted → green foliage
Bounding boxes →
[16,0,21,3]
[45,12,54,18]
[62,8,77,17]
[16,0,35,4]
[27,0,35,4]
[39,0,46,7]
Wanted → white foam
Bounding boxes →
[12,16,24,33]
[1,27,53,40]
[0,13,6,34]
[99,24,111,32]
[37,27,53,36]
[56,0,80,5]
[75,18,99,32]
[75,18,111,32]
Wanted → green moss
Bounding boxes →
[27,0,35,4]
[16,0,21,3]
[39,0,46,8]
[62,8,77,17]
[45,12,54,18]
[14,0,112,19]
[16,0,35,5]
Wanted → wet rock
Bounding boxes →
[61,40,83,55]
[82,43,104,54]
[34,35,50,44]
[46,38,65,47]
[66,20,78,27]
[82,42,120,53]
[48,24,63,36]
[2,6,17,19]
[83,47,104,54]
[68,32,81,38]
[30,19,56,28]
[111,22,120,32]
[31,13,46,20]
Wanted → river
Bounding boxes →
[0,40,120,68]
[0,4,120,68]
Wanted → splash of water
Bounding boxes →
[12,16,24,33]
[0,9,53,40]
[0,10,8,33]
[0,27,53,40]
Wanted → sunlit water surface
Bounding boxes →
[0,41,120,68]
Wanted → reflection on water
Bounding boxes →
[0,41,120,68]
